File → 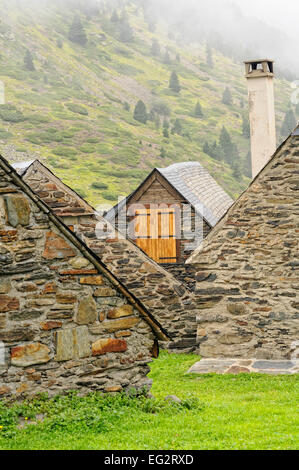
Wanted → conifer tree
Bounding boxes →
[206,45,214,68]
[163,118,170,129]
[281,108,297,137]
[203,142,210,155]
[151,39,161,57]
[68,16,87,46]
[163,51,171,65]
[219,126,234,164]
[243,150,252,179]
[222,87,233,106]
[171,118,182,135]
[154,114,160,130]
[169,71,181,93]
[194,101,203,118]
[133,100,147,124]
[160,147,166,158]
[119,16,134,43]
[232,161,242,181]
[24,50,35,71]
[163,127,169,138]
[242,114,250,138]
[111,10,119,22]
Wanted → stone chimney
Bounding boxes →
[245,59,276,179]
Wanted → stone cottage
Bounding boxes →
[11,159,200,352]
[104,162,233,275]
[0,154,171,399]
[187,126,299,360]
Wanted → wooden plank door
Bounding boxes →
[134,207,177,263]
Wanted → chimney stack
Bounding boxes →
[245,59,276,179]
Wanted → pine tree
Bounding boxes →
[24,50,35,71]
[154,114,161,130]
[176,53,181,63]
[151,39,160,57]
[194,101,203,118]
[133,100,147,124]
[119,16,134,43]
[148,109,155,121]
[111,10,119,22]
[203,142,210,155]
[171,118,183,135]
[206,45,214,68]
[160,147,166,158]
[222,87,233,106]
[163,51,171,65]
[68,16,87,46]
[163,118,170,129]
[242,114,250,138]
[56,38,63,49]
[281,109,297,137]
[123,102,130,112]
[231,142,240,166]
[243,150,252,179]
[232,162,242,181]
[169,71,181,93]
[163,127,169,138]
[219,126,234,164]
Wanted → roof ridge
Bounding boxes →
[0,153,169,341]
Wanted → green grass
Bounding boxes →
[0,352,298,450]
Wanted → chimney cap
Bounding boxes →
[244,59,275,78]
[244,59,274,64]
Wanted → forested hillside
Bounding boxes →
[0,0,297,205]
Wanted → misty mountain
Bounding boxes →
[0,0,296,207]
[143,0,299,80]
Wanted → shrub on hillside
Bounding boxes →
[103,191,116,201]
[91,182,108,190]
[67,103,89,115]
[52,147,77,158]
[0,105,26,123]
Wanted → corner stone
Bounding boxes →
[4,195,31,227]
[11,343,51,367]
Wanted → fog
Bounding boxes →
[2,0,298,78]
[233,0,299,41]
[145,0,299,79]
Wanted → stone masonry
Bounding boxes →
[187,129,299,360]
[0,155,169,400]
[15,160,200,352]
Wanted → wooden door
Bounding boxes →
[134,207,177,263]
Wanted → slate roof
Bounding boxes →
[157,162,234,227]
[105,162,234,227]
[292,124,299,136]
[12,159,95,217]
[12,160,35,176]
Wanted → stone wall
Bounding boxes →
[0,160,162,400]
[188,134,299,360]
[74,218,199,352]
[18,162,200,352]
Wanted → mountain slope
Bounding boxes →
[0,0,294,207]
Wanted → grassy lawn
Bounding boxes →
[0,352,298,450]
